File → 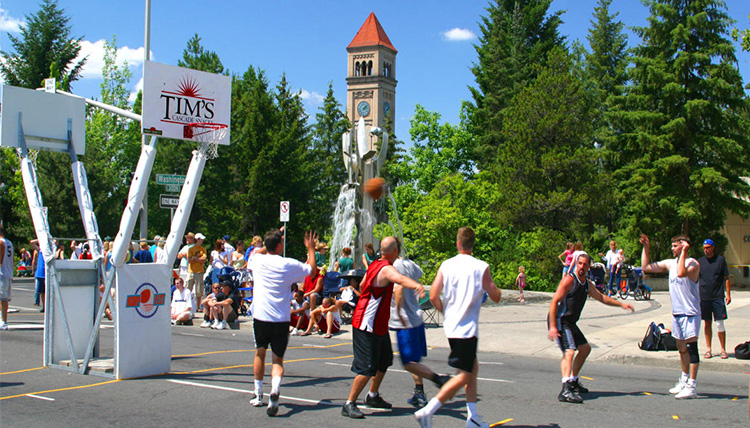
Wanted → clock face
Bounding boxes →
[383,102,391,117]
[357,101,370,117]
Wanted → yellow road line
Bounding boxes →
[171,342,351,358]
[0,366,46,376]
[580,376,593,380]
[0,379,120,401]
[672,415,679,420]
[490,419,514,427]
[169,353,354,375]
[643,392,652,395]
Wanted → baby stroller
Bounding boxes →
[215,266,250,315]
[588,262,606,295]
[619,264,652,300]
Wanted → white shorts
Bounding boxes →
[671,314,700,341]
[0,277,11,301]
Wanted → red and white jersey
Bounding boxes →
[352,258,393,336]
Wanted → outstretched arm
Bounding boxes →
[379,265,425,298]
[588,280,634,311]
[640,234,668,274]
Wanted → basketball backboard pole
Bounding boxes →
[138,0,152,241]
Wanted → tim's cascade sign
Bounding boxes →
[142,61,231,144]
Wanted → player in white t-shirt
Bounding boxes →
[415,227,501,428]
[641,234,701,399]
[0,225,14,330]
[248,229,317,417]
[170,277,195,325]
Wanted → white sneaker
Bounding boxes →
[215,320,227,330]
[200,320,211,328]
[171,319,177,325]
[0,321,7,330]
[290,328,299,336]
[669,378,687,394]
[466,416,490,428]
[414,408,433,428]
[250,392,263,407]
[210,320,220,329]
[675,383,696,399]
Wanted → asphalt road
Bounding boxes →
[1,278,747,427]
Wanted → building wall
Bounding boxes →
[722,211,750,286]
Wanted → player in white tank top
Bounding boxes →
[0,226,14,330]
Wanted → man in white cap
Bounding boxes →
[187,233,207,304]
[547,250,633,404]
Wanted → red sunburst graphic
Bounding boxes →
[175,77,202,98]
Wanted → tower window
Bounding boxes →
[355,61,361,77]
[367,60,373,76]
[383,62,392,77]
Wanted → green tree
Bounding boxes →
[585,0,629,102]
[469,0,564,168]
[0,0,85,90]
[84,36,142,237]
[178,34,226,75]
[609,0,750,259]
[310,83,351,230]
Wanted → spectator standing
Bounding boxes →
[698,239,731,360]
[0,225,14,330]
[515,266,527,303]
[154,237,168,264]
[149,235,160,260]
[187,233,207,304]
[361,243,376,269]
[210,239,228,285]
[558,242,575,278]
[315,241,328,268]
[133,241,153,263]
[303,266,325,312]
[335,247,354,272]
[598,241,622,297]
[177,233,196,281]
[30,240,45,312]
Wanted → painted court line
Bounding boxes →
[26,394,55,401]
[0,379,120,401]
[167,379,340,406]
[325,363,514,383]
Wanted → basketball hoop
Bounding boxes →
[16,147,40,166]
[184,122,227,160]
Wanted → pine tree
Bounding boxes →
[609,0,750,258]
[585,0,629,102]
[469,0,564,168]
[0,0,85,90]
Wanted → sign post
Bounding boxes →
[280,201,289,256]
[156,175,185,221]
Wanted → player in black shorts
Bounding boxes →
[548,251,633,403]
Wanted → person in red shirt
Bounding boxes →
[341,236,425,419]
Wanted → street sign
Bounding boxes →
[159,194,179,209]
[280,201,290,222]
[164,184,181,192]
[156,174,186,186]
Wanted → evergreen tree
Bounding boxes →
[178,34,226,75]
[469,0,564,168]
[585,0,629,101]
[0,0,85,90]
[609,0,750,259]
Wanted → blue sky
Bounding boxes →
[1,1,749,145]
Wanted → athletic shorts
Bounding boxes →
[0,277,11,301]
[556,322,588,352]
[35,277,46,294]
[448,337,478,373]
[316,315,341,334]
[671,314,700,341]
[290,313,309,330]
[395,324,427,366]
[351,328,393,377]
[700,299,728,322]
[253,319,290,358]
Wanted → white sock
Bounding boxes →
[680,372,689,381]
[367,391,378,398]
[571,375,579,382]
[346,400,354,405]
[254,380,263,395]
[467,402,478,418]
[423,397,442,416]
[271,376,282,395]
[686,378,696,387]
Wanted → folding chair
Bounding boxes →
[419,290,440,327]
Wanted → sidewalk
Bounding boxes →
[417,290,750,373]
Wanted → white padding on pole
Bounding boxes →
[114,262,171,379]
[111,144,157,267]
[20,158,55,260]
[72,161,103,259]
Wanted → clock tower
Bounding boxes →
[346,12,397,134]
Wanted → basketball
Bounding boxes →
[364,177,386,200]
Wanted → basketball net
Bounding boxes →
[16,148,40,167]
[184,123,227,160]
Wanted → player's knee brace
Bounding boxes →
[686,341,699,364]
[715,319,726,333]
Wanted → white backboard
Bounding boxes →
[0,85,86,154]
[142,61,231,145]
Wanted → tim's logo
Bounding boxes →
[126,283,166,319]
[159,77,215,125]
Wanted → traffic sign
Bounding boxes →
[280,201,290,222]
[165,184,181,192]
[156,174,186,186]
[159,194,179,209]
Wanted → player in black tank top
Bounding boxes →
[548,251,634,403]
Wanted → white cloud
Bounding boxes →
[75,39,146,79]
[299,88,324,104]
[441,28,477,42]
[0,7,24,33]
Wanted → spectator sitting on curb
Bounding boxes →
[210,281,239,330]
[290,290,310,336]
[200,283,220,328]
[300,297,341,338]
[171,277,195,325]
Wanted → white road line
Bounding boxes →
[302,344,328,348]
[3,324,44,330]
[180,333,204,337]
[479,362,504,365]
[26,394,55,401]
[326,362,513,383]
[167,379,340,406]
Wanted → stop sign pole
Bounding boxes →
[280,201,290,256]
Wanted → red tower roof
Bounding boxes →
[347,12,397,53]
